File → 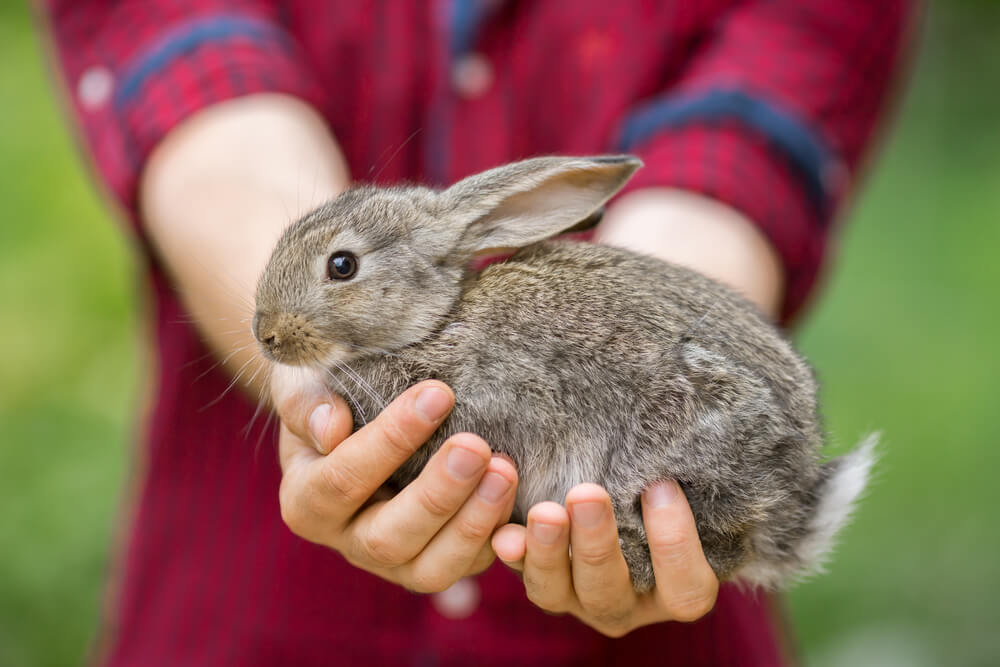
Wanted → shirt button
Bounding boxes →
[77,66,114,110]
[431,577,480,619]
[451,53,493,99]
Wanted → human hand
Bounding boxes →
[272,369,519,592]
[491,482,718,637]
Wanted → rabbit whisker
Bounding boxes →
[192,342,254,384]
[200,355,257,411]
[243,363,274,440]
[322,367,368,426]
[338,341,401,359]
[331,359,387,411]
[253,407,278,462]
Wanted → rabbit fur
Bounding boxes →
[253,155,875,592]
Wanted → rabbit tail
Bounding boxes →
[796,433,878,571]
[736,434,878,589]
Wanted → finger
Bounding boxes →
[277,393,355,465]
[492,524,528,570]
[350,431,491,567]
[522,502,574,612]
[303,381,454,523]
[566,484,636,622]
[278,423,319,476]
[404,455,517,592]
[277,424,346,545]
[641,481,719,622]
[466,541,500,576]
[491,454,520,528]
[271,364,351,449]
[307,399,356,455]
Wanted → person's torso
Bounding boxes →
[105,3,790,665]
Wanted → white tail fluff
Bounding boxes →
[735,433,879,589]
[798,433,879,570]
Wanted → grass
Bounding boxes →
[1,2,998,665]
[0,6,138,666]
[787,6,1000,666]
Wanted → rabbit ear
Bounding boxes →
[438,155,642,255]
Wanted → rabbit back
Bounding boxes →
[345,241,838,589]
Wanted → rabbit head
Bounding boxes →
[253,155,642,367]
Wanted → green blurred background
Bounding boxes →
[1,1,997,665]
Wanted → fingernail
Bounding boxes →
[309,404,332,446]
[570,501,605,528]
[531,522,561,545]
[476,471,512,503]
[447,446,485,480]
[645,480,681,508]
[415,386,451,422]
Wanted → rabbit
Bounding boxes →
[252,155,876,593]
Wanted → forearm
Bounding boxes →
[139,94,351,396]
[597,188,785,319]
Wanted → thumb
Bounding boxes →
[641,480,719,622]
[492,523,528,572]
[271,365,353,454]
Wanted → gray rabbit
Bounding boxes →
[253,155,875,592]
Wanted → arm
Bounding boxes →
[141,94,521,592]
[43,0,519,593]
[489,194,773,636]
[491,0,914,636]
[140,94,349,394]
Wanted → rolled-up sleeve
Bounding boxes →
[39,0,326,220]
[615,0,915,320]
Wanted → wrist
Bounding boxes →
[139,94,351,396]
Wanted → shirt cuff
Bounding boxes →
[616,122,829,323]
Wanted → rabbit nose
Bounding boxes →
[253,312,280,349]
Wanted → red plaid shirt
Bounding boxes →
[41,1,912,665]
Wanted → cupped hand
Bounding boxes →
[492,482,718,637]
[272,371,519,593]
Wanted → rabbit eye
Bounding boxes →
[327,251,358,280]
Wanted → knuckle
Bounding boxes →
[523,578,567,613]
[665,587,718,623]
[647,527,691,555]
[527,555,560,574]
[525,544,567,575]
[452,516,493,544]
[417,485,458,520]
[524,587,557,611]
[407,566,452,594]
[468,548,496,576]
[358,526,406,568]
[582,602,632,636]
[573,544,620,569]
[583,598,629,624]
[378,415,420,460]
[279,497,306,536]
[278,480,311,537]
[593,619,631,639]
[319,462,368,506]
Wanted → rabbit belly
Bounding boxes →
[511,441,608,522]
